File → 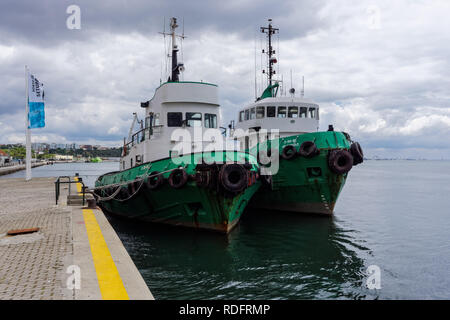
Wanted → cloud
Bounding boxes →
[0,0,449,158]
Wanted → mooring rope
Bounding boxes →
[93,165,187,202]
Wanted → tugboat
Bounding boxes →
[94,18,261,233]
[232,19,363,215]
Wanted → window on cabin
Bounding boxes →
[256,106,265,119]
[205,113,217,128]
[277,106,287,118]
[288,106,298,118]
[267,106,276,117]
[245,109,250,120]
[300,107,308,118]
[167,112,183,127]
[239,111,244,122]
[186,112,202,127]
[250,108,256,119]
[309,108,316,119]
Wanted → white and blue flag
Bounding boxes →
[28,73,45,128]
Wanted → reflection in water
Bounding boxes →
[5,160,448,298]
[107,209,374,300]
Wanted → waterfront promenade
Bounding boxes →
[0,162,47,176]
[0,177,153,300]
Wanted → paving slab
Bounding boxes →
[0,177,153,300]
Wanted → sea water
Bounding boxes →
[4,160,449,299]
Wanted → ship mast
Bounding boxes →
[260,19,279,86]
[161,17,185,82]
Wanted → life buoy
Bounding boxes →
[168,168,188,189]
[350,142,364,165]
[298,141,320,158]
[219,164,248,193]
[146,171,164,190]
[328,150,353,175]
[281,145,297,160]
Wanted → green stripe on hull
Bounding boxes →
[95,151,260,233]
[250,131,351,214]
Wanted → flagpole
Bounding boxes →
[25,65,32,181]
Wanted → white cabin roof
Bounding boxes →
[149,81,219,107]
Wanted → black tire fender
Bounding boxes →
[146,171,164,190]
[168,168,188,189]
[350,142,364,165]
[328,150,353,175]
[219,164,248,193]
[298,141,320,158]
[281,145,297,160]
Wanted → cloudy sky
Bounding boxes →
[0,0,449,159]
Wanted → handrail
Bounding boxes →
[123,125,164,156]
[54,175,86,206]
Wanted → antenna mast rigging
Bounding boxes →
[159,17,186,82]
[260,19,279,86]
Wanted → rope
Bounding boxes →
[93,165,186,202]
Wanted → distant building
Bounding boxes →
[31,142,50,152]
[0,150,12,166]
[80,145,93,151]
[54,154,73,161]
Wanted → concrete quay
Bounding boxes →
[0,162,48,176]
[0,177,153,300]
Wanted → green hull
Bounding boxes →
[249,131,351,215]
[95,151,260,233]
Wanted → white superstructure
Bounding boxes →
[232,19,320,151]
[122,81,221,170]
[120,17,224,170]
[233,96,319,150]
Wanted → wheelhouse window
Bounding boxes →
[186,112,202,127]
[299,107,308,118]
[256,106,265,119]
[250,108,256,119]
[288,106,298,118]
[245,109,250,121]
[205,113,217,128]
[277,106,287,118]
[309,108,316,119]
[239,111,244,122]
[167,112,183,127]
[267,106,276,117]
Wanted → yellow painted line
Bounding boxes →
[83,209,129,300]
[74,176,82,195]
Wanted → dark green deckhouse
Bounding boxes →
[232,19,364,215]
